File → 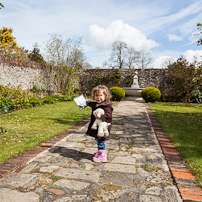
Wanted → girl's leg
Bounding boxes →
[94,138,105,156]
[93,139,107,162]
[96,138,105,150]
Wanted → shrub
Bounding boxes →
[193,90,202,103]
[28,98,43,106]
[0,85,43,112]
[0,85,75,113]
[109,87,125,101]
[62,94,73,101]
[44,94,73,103]
[51,93,73,101]
[43,96,58,104]
[162,57,202,102]
[141,87,161,102]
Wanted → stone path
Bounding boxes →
[0,101,184,201]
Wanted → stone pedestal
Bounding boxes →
[123,96,145,102]
[122,74,144,102]
[122,87,144,97]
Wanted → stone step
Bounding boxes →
[124,96,145,102]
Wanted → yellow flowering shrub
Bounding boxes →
[0,27,28,59]
[0,27,18,49]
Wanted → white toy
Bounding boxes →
[91,108,111,137]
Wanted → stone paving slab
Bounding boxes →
[0,173,38,187]
[0,100,192,201]
[0,188,39,202]
[55,168,101,182]
[53,179,90,190]
[103,163,137,174]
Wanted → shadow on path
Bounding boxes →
[49,146,93,161]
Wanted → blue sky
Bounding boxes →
[0,0,202,68]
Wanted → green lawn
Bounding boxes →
[149,102,202,186]
[0,101,91,164]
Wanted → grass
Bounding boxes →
[141,163,162,173]
[127,140,135,149]
[0,101,91,164]
[50,175,63,182]
[149,102,202,186]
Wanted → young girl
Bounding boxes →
[86,85,113,162]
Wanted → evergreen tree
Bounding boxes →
[28,43,45,64]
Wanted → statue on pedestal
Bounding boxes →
[131,74,139,88]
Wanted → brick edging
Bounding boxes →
[145,103,202,202]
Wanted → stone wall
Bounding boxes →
[79,69,167,95]
[0,47,167,95]
[0,62,43,90]
[0,49,57,91]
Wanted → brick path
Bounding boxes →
[0,100,201,201]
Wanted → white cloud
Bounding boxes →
[184,50,202,63]
[88,20,159,52]
[167,34,183,41]
[152,56,177,68]
[152,49,202,69]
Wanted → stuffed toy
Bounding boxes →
[91,108,111,137]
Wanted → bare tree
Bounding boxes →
[83,61,93,69]
[104,41,152,69]
[43,33,88,94]
[161,57,176,68]
[126,47,140,69]
[104,41,128,69]
[138,45,152,69]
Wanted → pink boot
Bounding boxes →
[94,150,99,157]
[93,150,107,162]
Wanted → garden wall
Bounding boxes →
[0,51,57,91]
[0,48,167,95]
[0,62,44,90]
[79,69,167,95]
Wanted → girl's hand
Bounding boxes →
[94,113,101,119]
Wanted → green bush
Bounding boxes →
[193,90,202,103]
[28,98,43,106]
[0,85,75,113]
[163,57,202,102]
[0,86,42,112]
[109,87,125,101]
[43,94,73,103]
[141,87,161,102]
[43,96,58,104]
[51,93,73,101]
[62,94,74,101]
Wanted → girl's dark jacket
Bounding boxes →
[86,100,113,140]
